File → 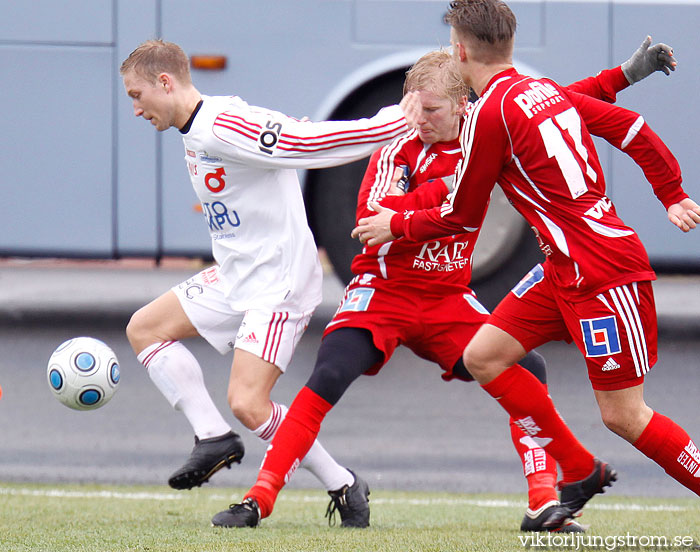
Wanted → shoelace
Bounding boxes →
[324,487,348,527]
[226,500,253,514]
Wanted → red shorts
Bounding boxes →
[324,274,489,380]
[489,264,658,391]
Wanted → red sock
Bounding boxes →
[510,417,558,510]
[483,365,594,483]
[245,386,333,518]
[634,411,700,496]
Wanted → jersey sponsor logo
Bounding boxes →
[201,266,219,286]
[601,357,621,372]
[419,152,438,174]
[202,200,241,231]
[513,81,565,119]
[259,119,283,155]
[204,167,226,193]
[677,439,700,477]
[580,316,622,357]
[511,264,544,298]
[585,196,613,220]
[199,152,222,164]
[413,240,470,273]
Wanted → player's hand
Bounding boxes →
[351,202,397,246]
[667,197,700,232]
[621,36,677,84]
[400,91,421,130]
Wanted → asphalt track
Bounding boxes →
[1,310,699,502]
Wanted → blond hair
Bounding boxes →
[404,50,468,105]
[120,39,192,84]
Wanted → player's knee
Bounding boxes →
[227,389,264,430]
[306,352,356,406]
[600,408,628,438]
[306,328,379,405]
[462,344,489,379]
[599,406,645,442]
[519,350,547,385]
[126,308,150,353]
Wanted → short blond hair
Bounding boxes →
[403,50,468,105]
[120,39,191,84]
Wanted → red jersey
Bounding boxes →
[351,131,469,295]
[391,67,687,301]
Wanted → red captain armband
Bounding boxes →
[390,211,408,238]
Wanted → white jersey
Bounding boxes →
[180,95,408,312]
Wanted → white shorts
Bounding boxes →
[172,266,313,372]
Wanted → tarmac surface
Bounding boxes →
[0,256,698,333]
[1,257,699,499]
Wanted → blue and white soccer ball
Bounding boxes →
[47,337,120,411]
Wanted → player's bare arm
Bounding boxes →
[351,202,397,246]
[667,197,700,232]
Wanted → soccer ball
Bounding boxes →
[47,337,120,410]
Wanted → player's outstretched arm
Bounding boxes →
[622,35,676,84]
[567,35,676,102]
[667,198,700,232]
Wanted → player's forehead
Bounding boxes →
[416,88,453,107]
[122,70,153,95]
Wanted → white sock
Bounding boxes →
[253,401,353,491]
[137,341,231,439]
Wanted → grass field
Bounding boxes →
[0,482,698,552]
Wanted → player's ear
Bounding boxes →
[458,95,469,112]
[157,73,172,92]
[455,41,468,63]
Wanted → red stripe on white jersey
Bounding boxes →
[215,112,262,131]
[278,118,406,146]
[276,126,407,153]
[213,111,406,153]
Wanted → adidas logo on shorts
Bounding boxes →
[242,332,258,344]
[601,357,621,372]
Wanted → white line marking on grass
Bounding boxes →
[0,488,184,501]
[0,487,695,513]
